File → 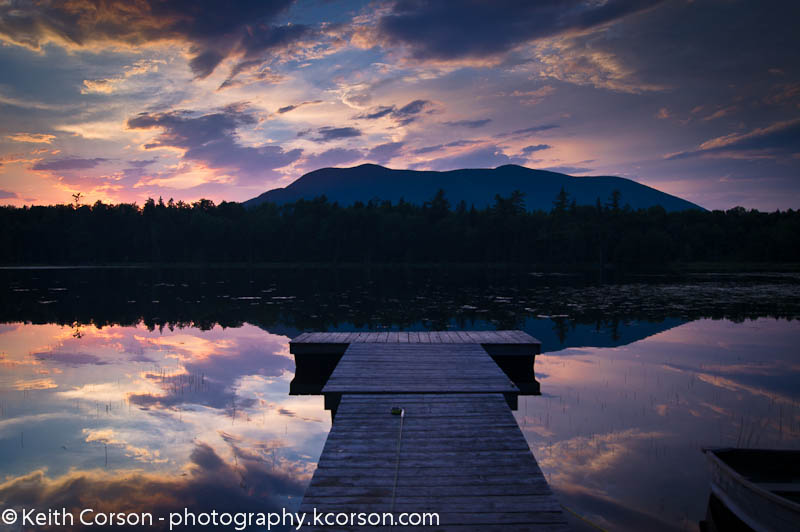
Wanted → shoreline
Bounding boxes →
[1,261,800,274]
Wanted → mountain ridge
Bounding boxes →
[243,164,704,212]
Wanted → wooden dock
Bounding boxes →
[291,330,541,355]
[290,331,567,531]
[322,343,518,394]
[290,331,542,397]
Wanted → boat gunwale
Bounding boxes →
[703,447,800,516]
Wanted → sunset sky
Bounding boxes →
[0,0,798,210]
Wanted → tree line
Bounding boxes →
[1,190,798,268]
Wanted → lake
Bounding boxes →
[1,267,799,531]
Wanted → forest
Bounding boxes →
[1,190,799,268]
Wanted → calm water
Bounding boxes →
[1,268,799,531]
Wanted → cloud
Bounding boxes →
[127,106,302,182]
[6,133,56,144]
[300,148,363,171]
[366,142,404,164]
[14,378,57,390]
[372,0,663,63]
[80,60,164,95]
[355,99,433,125]
[0,89,76,111]
[522,144,551,154]
[127,159,158,168]
[357,105,396,120]
[276,100,323,114]
[0,442,305,529]
[33,352,108,366]
[0,190,18,199]
[412,139,482,155]
[82,429,165,463]
[511,85,556,105]
[392,99,433,125]
[0,1,302,80]
[126,334,292,411]
[425,145,525,171]
[443,119,491,129]
[32,158,108,171]
[667,119,800,160]
[219,23,322,87]
[701,105,738,122]
[509,124,560,136]
[535,428,668,496]
[534,36,667,93]
[301,126,362,143]
[81,79,118,95]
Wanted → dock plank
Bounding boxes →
[292,330,541,346]
[299,393,567,531]
[322,343,517,394]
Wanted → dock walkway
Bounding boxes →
[290,331,568,531]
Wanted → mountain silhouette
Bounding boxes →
[243,164,704,211]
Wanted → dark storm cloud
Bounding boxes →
[301,147,363,170]
[238,22,312,63]
[32,157,107,171]
[0,0,298,78]
[375,0,663,61]
[355,100,433,125]
[588,2,800,95]
[302,126,362,142]
[0,442,304,531]
[443,119,491,129]
[522,144,551,154]
[218,23,319,87]
[425,145,525,171]
[667,119,800,161]
[366,142,404,164]
[127,107,302,180]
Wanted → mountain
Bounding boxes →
[243,164,704,211]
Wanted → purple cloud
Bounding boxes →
[302,126,362,143]
[301,148,363,170]
[0,1,299,80]
[32,158,108,171]
[356,100,433,125]
[510,124,560,136]
[444,119,492,128]
[522,144,552,154]
[366,142,404,164]
[127,107,302,182]
[375,0,663,62]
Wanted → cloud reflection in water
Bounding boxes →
[517,317,800,532]
[0,323,329,527]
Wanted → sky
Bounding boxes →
[0,0,798,211]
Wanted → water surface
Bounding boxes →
[1,267,798,531]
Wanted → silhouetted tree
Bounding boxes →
[0,190,798,269]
